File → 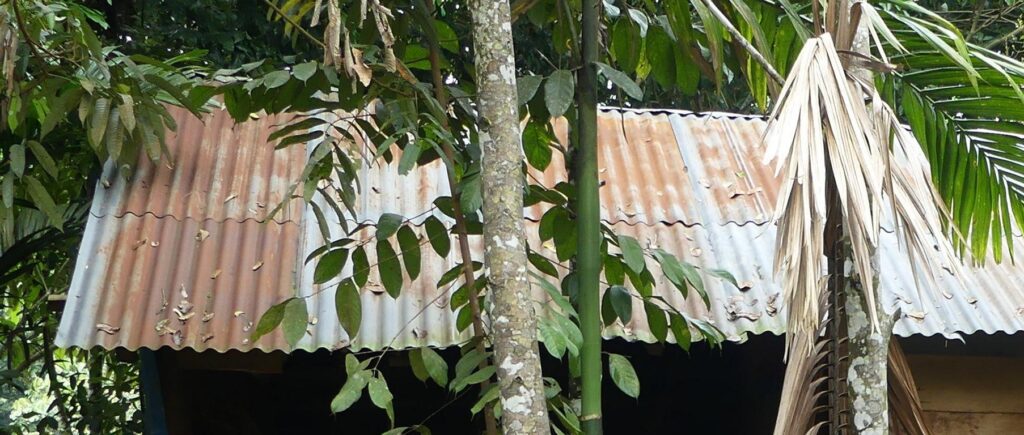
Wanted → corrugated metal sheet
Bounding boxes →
[57,106,1024,354]
[90,107,306,224]
[56,213,303,352]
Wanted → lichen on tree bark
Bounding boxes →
[846,280,895,435]
[468,0,551,433]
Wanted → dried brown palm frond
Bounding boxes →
[765,32,965,360]
[888,341,931,435]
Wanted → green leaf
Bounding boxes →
[377,240,403,298]
[420,347,448,386]
[293,61,318,82]
[376,213,404,239]
[368,376,394,410]
[89,97,110,149]
[145,74,200,114]
[618,235,645,274]
[596,62,644,100]
[451,365,495,393]
[539,317,567,358]
[424,216,450,257]
[644,300,668,342]
[669,313,691,351]
[544,70,575,117]
[522,121,553,171]
[398,142,422,175]
[23,176,62,229]
[331,370,370,413]
[652,249,688,298]
[528,250,559,278]
[251,299,289,342]
[460,174,483,214]
[608,354,640,398]
[352,245,369,287]
[708,268,739,289]
[603,255,625,285]
[335,278,361,337]
[264,70,291,89]
[26,141,57,179]
[608,286,633,323]
[314,249,349,284]
[282,298,309,348]
[471,384,500,415]
[602,289,618,326]
[517,75,543,106]
[397,226,422,280]
[409,349,430,382]
[9,145,24,178]
[530,271,575,316]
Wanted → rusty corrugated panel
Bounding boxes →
[57,105,1024,354]
[56,213,302,352]
[90,107,306,224]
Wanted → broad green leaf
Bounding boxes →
[544,70,575,117]
[608,354,640,398]
[708,268,739,289]
[522,121,553,170]
[420,347,448,386]
[89,97,110,149]
[26,141,57,179]
[602,290,618,326]
[398,142,422,175]
[368,376,394,410]
[331,370,370,413]
[471,384,500,415]
[397,226,422,280]
[608,286,632,323]
[9,145,24,178]
[539,317,567,358]
[376,213,404,239]
[352,245,369,287]
[377,240,403,298]
[251,299,289,341]
[618,235,645,274]
[528,250,559,278]
[669,313,692,352]
[335,278,361,337]
[24,176,62,229]
[409,349,430,382]
[460,174,483,214]
[2,174,13,208]
[424,216,450,257]
[314,249,349,284]
[596,62,644,100]
[530,271,575,316]
[451,366,495,393]
[652,249,688,298]
[119,93,136,133]
[263,70,291,89]
[293,61,318,81]
[678,261,708,305]
[603,254,625,285]
[455,348,491,381]
[282,298,308,348]
[517,75,543,106]
[105,107,123,161]
[644,300,668,342]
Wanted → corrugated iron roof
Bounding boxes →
[57,106,1024,353]
[90,107,306,224]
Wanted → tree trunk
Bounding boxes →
[469,1,551,433]
[846,283,895,434]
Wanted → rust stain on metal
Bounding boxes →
[89,106,307,224]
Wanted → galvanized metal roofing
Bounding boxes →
[57,106,1024,353]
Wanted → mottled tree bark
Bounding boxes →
[846,282,896,435]
[469,0,551,433]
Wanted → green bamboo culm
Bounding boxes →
[577,0,602,430]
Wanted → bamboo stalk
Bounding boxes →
[577,0,602,431]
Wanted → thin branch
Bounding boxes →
[700,0,785,86]
[263,0,326,49]
[984,25,1024,49]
